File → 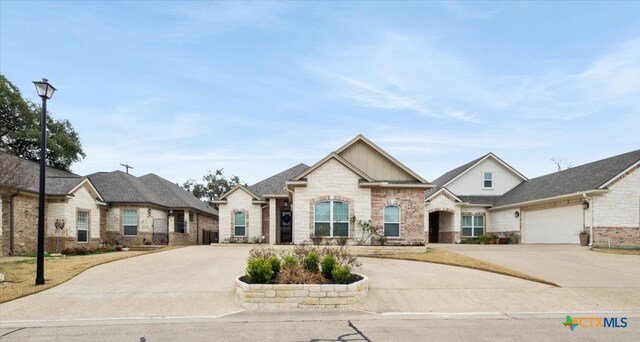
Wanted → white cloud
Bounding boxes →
[446,110,478,123]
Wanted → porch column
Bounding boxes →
[269,198,276,245]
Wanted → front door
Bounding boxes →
[280,210,292,243]
[428,212,439,243]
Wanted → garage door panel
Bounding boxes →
[523,205,582,244]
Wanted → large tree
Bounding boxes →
[182,168,243,205]
[0,74,85,171]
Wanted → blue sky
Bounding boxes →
[1,1,639,185]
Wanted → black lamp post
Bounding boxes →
[32,78,56,286]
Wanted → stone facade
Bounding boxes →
[426,193,460,243]
[487,208,521,233]
[370,188,425,245]
[593,227,640,248]
[235,275,368,310]
[218,189,262,242]
[0,193,38,255]
[292,159,371,244]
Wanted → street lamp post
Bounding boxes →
[32,78,56,286]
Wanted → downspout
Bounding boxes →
[9,191,19,255]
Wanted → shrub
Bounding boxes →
[144,240,153,245]
[74,247,89,255]
[478,235,490,244]
[332,264,351,284]
[302,250,320,273]
[311,236,324,246]
[282,255,298,269]
[335,237,348,246]
[267,255,281,274]
[249,247,278,259]
[276,265,326,284]
[246,257,274,284]
[321,246,362,268]
[114,245,123,251]
[320,255,337,280]
[61,247,75,255]
[461,238,480,244]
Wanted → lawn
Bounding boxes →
[354,248,558,287]
[0,248,177,303]
[591,247,640,255]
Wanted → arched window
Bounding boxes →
[234,212,246,236]
[314,200,349,237]
[383,205,400,237]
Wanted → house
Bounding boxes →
[214,135,433,245]
[426,149,640,247]
[425,153,528,243]
[0,152,218,255]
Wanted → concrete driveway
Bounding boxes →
[1,245,638,323]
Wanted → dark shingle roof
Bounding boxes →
[248,163,310,198]
[87,171,218,216]
[494,149,640,207]
[457,196,503,205]
[0,152,84,195]
[425,154,488,199]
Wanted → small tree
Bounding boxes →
[352,218,382,246]
[182,168,243,205]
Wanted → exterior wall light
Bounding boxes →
[514,211,520,218]
[582,200,590,210]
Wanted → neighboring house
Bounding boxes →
[0,152,218,256]
[426,150,640,247]
[87,171,219,247]
[425,153,527,243]
[214,135,433,245]
[1,152,105,255]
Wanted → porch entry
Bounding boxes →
[428,210,455,243]
[280,210,292,243]
[428,212,440,243]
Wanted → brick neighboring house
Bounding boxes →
[0,152,218,255]
[214,135,433,245]
[426,150,640,248]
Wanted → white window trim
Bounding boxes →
[314,200,350,237]
[383,205,401,238]
[462,214,485,238]
[482,171,493,189]
[234,212,246,237]
[76,209,90,243]
[122,209,139,236]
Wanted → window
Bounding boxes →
[383,206,400,237]
[77,210,89,243]
[123,209,138,236]
[462,215,484,237]
[234,212,246,236]
[483,172,493,188]
[314,200,349,237]
[175,212,185,233]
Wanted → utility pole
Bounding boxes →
[120,163,134,174]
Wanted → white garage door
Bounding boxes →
[522,204,582,244]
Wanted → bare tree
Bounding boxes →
[0,152,33,189]
[551,156,573,172]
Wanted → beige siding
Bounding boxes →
[45,184,101,241]
[447,157,523,196]
[338,140,415,181]
[588,166,640,228]
[218,189,262,242]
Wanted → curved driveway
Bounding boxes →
[1,245,637,323]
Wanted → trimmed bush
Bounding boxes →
[282,255,298,269]
[246,257,274,284]
[332,264,351,284]
[320,254,337,280]
[276,265,326,284]
[267,255,281,274]
[302,250,319,273]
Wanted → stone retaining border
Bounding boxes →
[235,275,368,310]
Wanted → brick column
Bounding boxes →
[269,198,276,245]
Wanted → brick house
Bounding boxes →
[0,152,218,255]
[214,135,433,245]
[426,150,640,248]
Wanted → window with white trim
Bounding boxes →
[383,205,400,237]
[462,215,484,237]
[314,200,349,237]
[483,172,493,188]
[123,209,138,236]
[77,210,89,243]
[234,212,246,236]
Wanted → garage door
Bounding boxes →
[522,204,582,244]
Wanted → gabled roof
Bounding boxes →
[292,153,374,182]
[87,171,218,216]
[0,152,85,196]
[425,153,527,200]
[493,149,640,208]
[217,184,263,202]
[248,163,309,198]
[292,134,429,185]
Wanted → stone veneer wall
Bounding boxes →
[292,159,371,244]
[593,227,640,248]
[218,189,262,242]
[426,193,461,243]
[370,188,425,245]
[0,193,38,255]
[235,275,368,310]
